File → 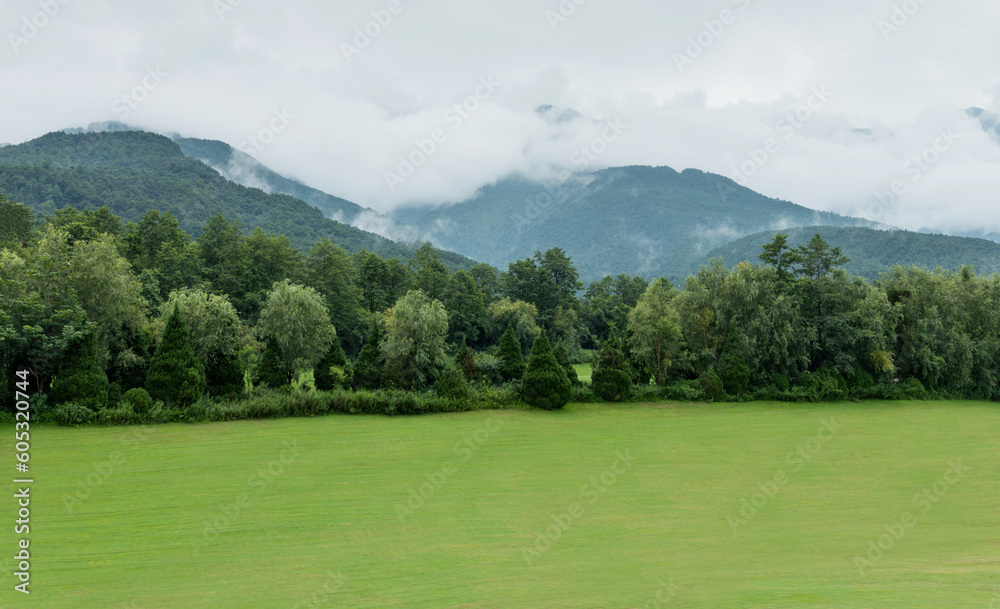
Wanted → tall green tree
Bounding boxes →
[627,278,681,385]
[352,319,385,390]
[145,306,206,407]
[521,331,571,410]
[306,238,366,353]
[258,280,336,374]
[381,290,450,390]
[497,326,526,382]
[591,335,633,402]
[443,270,486,346]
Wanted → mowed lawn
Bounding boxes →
[3,401,1000,608]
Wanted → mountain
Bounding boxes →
[394,165,881,282]
[706,226,1000,279]
[0,130,474,269]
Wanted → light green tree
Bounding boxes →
[381,290,449,390]
[258,280,336,374]
[627,278,681,385]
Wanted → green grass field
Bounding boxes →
[573,363,592,384]
[3,401,1000,608]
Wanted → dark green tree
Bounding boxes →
[591,335,633,402]
[315,337,352,391]
[521,331,571,410]
[758,233,796,282]
[497,326,526,382]
[50,334,109,411]
[0,195,34,247]
[145,307,206,407]
[257,337,292,389]
[352,319,385,390]
[434,364,470,400]
[716,329,751,396]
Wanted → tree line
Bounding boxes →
[2,195,999,420]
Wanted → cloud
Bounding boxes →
[1,0,998,234]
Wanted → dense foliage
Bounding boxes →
[3,195,999,424]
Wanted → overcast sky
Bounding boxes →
[2,0,999,234]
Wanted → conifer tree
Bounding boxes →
[498,326,526,382]
[591,335,633,402]
[553,341,580,386]
[145,306,206,406]
[522,331,571,410]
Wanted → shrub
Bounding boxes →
[121,387,154,414]
[146,306,206,407]
[434,365,471,401]
[521,332,571,411]
[699,370,727,402]
[50,334,109,411]
[473,352,503,386]
[771,373,791,392]
[498,326,526,382]
[49,401,95,426]
[591,336,632,403]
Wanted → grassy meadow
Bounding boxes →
[3,400,999,608]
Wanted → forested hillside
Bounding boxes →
[707,226,1000,278]
[0,131,473,269]
[395,166,880,282]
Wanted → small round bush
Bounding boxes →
[121,387,154,414]
[434,366,470,401]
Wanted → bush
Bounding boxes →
[146,306,206,407]
[591,336,632,403]
[49,402,95,426]
[699,370,727,402]
[94,402,142,426]
[434,365,471,401]
[771,373,791,392]
[50,334,109,411]
[498,326,526,382]
[121,387,154,414]
[473,352,503,386]
[521,332,571,411]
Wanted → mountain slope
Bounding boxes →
[396,166,880,281]
[706,226,1000,278]
[0,131,474,269]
